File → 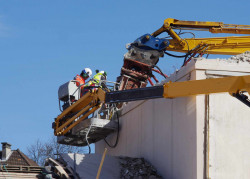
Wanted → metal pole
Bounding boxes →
[74,153,76,179]
[96,148,107,179]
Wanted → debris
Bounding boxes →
[228,51,250,63]
[119,157,162,178]
[43,154,162,179]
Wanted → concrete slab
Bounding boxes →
[60,153,120,179]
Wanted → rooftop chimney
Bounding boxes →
[1,142,11,160]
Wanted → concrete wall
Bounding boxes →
[96,58,250,179]
[208,93,250,179]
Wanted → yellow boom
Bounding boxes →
[54,75,250,136]
[152,18,250,55]
[163,75,250,98]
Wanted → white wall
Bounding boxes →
[96,97,199,179]
[208,93,250,179]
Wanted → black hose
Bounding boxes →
[178,32,195,38]
[104,109,120,148]
[182,55,189,66]
[164,51,189,58]
[151,65,167,79]
[164,38,191,60]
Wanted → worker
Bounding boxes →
[92,70,107,84]
[85,70,107,90]
[74,67,92,91]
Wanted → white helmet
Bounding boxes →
[99,71,107,76]
[98,70,107,80]
[81,68,92,78]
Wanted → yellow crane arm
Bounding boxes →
[151,18,250,55]
[163,75,250,98]
[167,36,250,55]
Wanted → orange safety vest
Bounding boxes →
[74,75,86,90]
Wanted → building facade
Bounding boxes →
[96,57,250,179]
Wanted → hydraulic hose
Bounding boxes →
[104,109,120,148]
[151,65,167,79]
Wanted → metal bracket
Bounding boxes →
[232,92,250,107]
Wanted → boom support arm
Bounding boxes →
[54,89,105,136]
[163,75,250,98]
[54,75,250,136]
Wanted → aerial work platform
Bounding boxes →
[54,73,250,141]
[57,117,118,146]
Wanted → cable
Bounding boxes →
[163,30,195,39]
[178,32,195,39]
[59,100,63,112]
[183,53,196,66]
[84,81,113,152]
[164,38,191,60]
[85,123,92,154]
[104,108,120,148]
[151,65,167,79]
[182,41,201,66]
[183,39,190,52]
[182,55,189,66]
[164,51,189,58]
[178,29,182,35]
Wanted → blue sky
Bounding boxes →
[0,0,250,153]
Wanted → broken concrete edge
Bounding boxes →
[165,51,250,83]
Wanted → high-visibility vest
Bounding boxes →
[74,75,85,90]
[93,73,103,83]
[85,73,105,86]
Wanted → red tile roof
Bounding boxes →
[0,149,38,166]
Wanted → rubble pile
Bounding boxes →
[119,157,162,179]
[228,51,250,63]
